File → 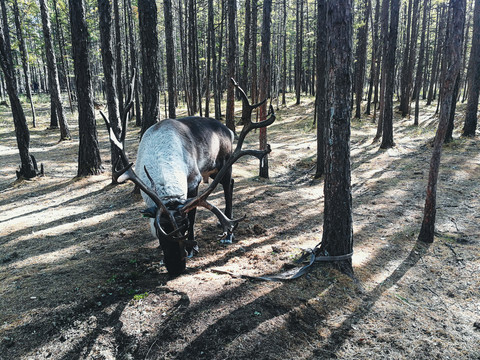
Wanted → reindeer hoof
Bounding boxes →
[220,233,234,244]
[186,244,199,258]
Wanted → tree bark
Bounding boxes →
[164,0,176,119]
[69,0,103,176]
[380,0,400,149]
[98,0,123,181]
[12,0,36,128]
[138,0,159,135]
[226,0,237,131]
[205,0,214,117]
[414,0,429,126]
[52,0,73,114]
[281,0,287,105]
[126,0,141,126]
[419,0,466,243]
[354,0,370,119]
[294,0,303,105]
[366,0,378,116]
[39,0,71,141]
[113,0,123,111]
[320,0,354,276]
[250,0,258,106]
[258,0,272,178]
[242,0,251,93]
[314,0,327,179]
[0,6,37,179]
[463,0,480,136]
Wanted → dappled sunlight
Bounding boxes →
[1,94,479,359]
[4,210,120,252]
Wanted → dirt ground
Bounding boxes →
[0,96,479,360]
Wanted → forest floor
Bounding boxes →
[0,94,479,360]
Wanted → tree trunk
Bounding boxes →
[250,0,258,106]
[98,0,124,181]
[294,0,303,105]
[281,0,287,105]
[39,0,71,141]
[354,0,370,119]
[258,0,272,178]
[314,0,327,179]
[445,75,461,143]
[12,0,36,128]
[52,0,74,114]
[69,0,103,177]
[126,0,141,126]
[414,0,429,126]
[138,0,160,135]
[427,5,446,106]
[374,0,390,142]
[419,0,465,243]
[380,0,400,149]
[463,0,480,136]
[164,0,176,119]
[187,0,198,114]
[113,0,123,111]
[242,0,251,93]
[320,0,354,276]
[205,0,214,117]
[366,0,378,116]
[0,7,37,179]
[399,0,413,117]
[215,0,225,120]
[225,0,236,131]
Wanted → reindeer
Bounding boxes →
[103,78,275,276]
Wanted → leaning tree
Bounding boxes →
[0,8,37,179]
[419,0,466,243]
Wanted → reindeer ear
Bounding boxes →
[140,206,157,218]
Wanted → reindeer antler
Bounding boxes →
[102,72,186,241]
[181,79,276,232]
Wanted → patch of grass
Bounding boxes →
[133,292,149,301]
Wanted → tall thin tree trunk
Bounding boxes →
[126,0,141,126]
[205,0,214,117]
[12,0,36,128]
[139,0,160,135]
[98,0,123,181]
[39,0,71,141]
[294,0,303,105]
[69,0,103,176]
[366,0,378,116]
[0,4,37,179]
[225,0,236,131]
[463,0,480,136]
[259,0,272,178]
[419,0,465,243]
[52,0,73,113]
[281,0,287,105]
[314,0,327,179]
[242,0,251,92]
[354,0,371,119]
[113,0,123,110]
[414,0,429,126]
[164,0,176,119]
[250,0,258,106]
[380,0,400,149]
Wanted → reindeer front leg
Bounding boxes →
[221,174,235,244]
[185,186,199,257]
